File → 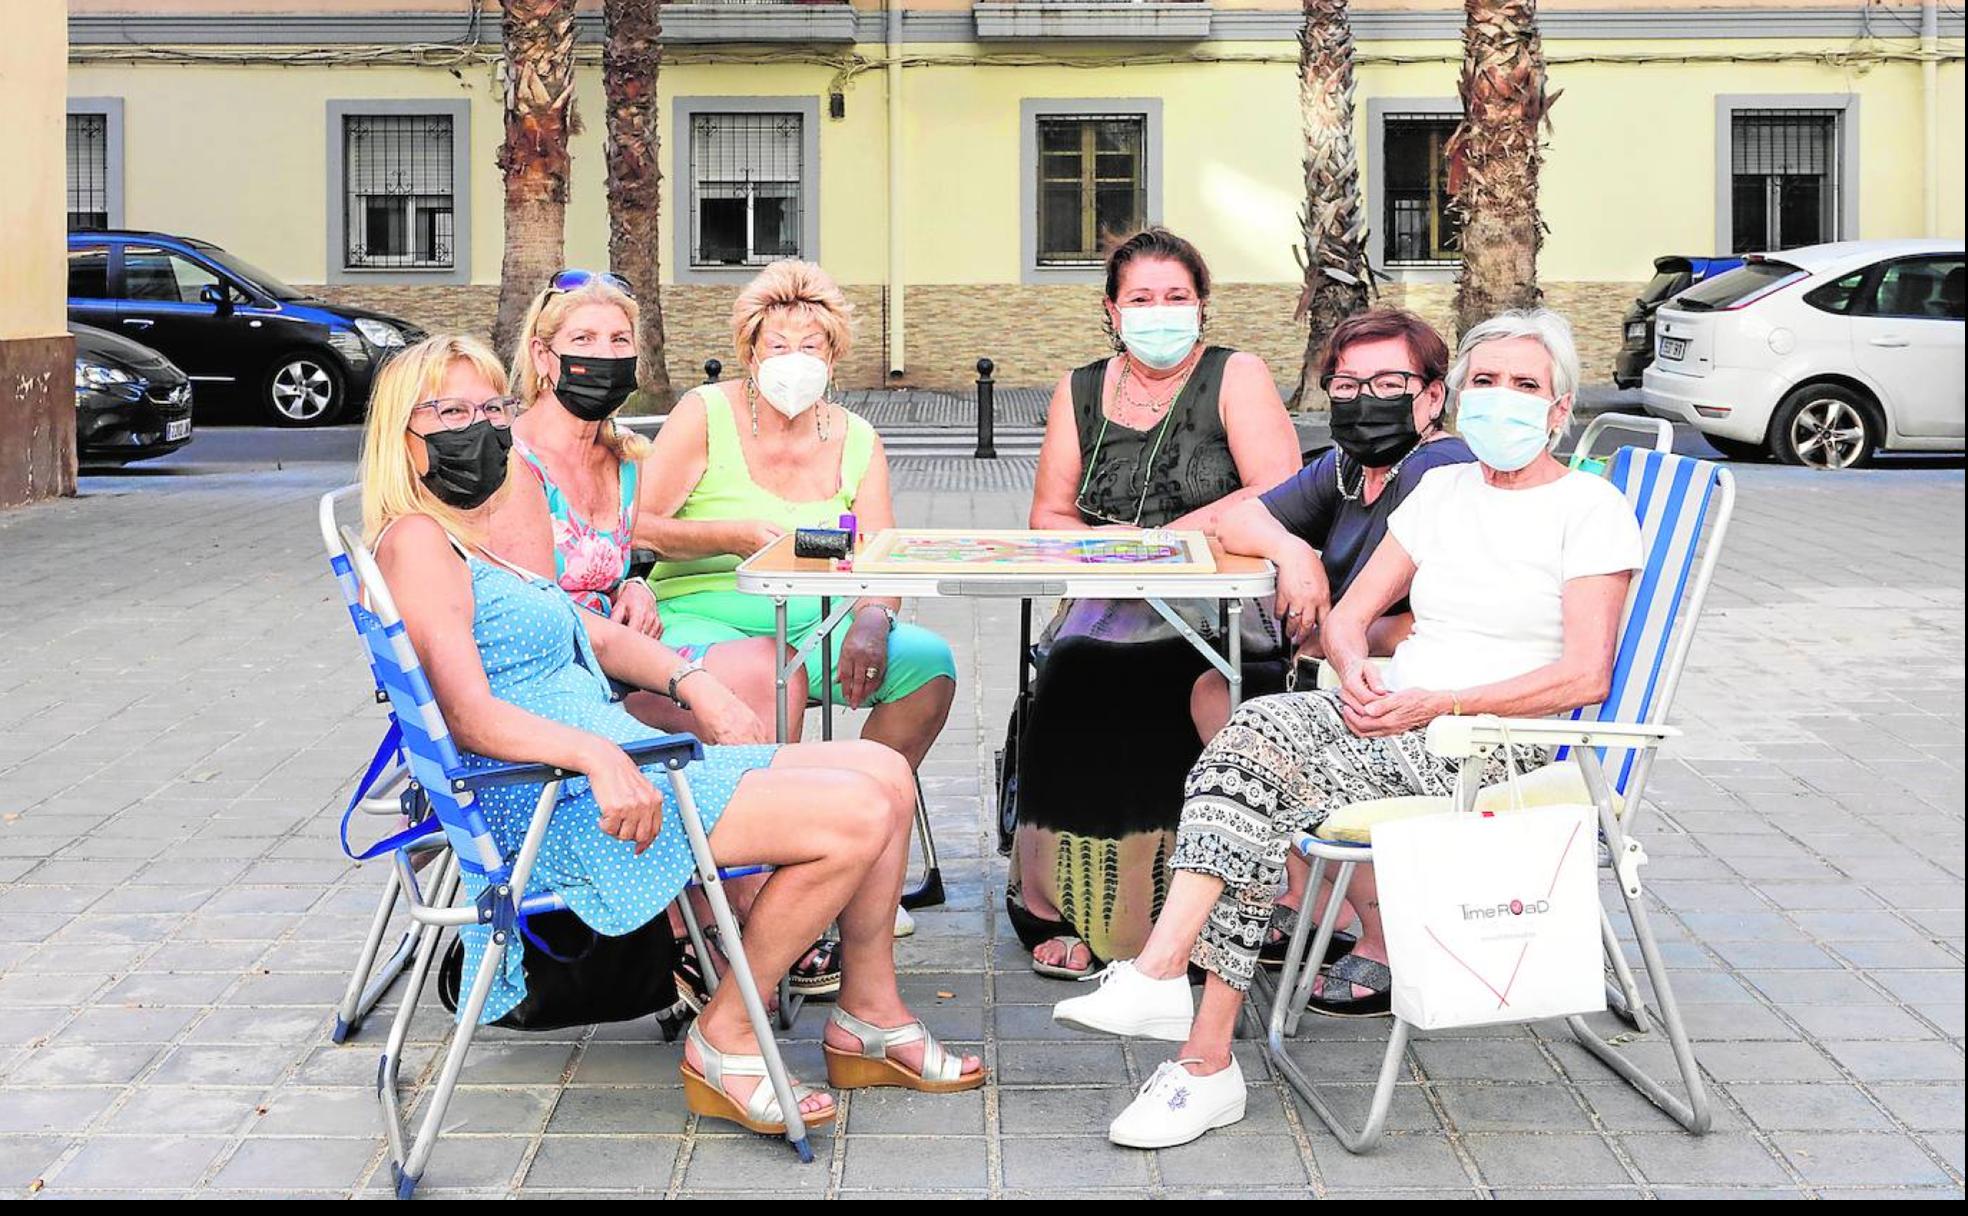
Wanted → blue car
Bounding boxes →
[1613,255,1744,388]
[67,231,427,426]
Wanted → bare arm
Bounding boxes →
[1324,532,1418,694]
[1218,494,1331,647]
[578,608,770,744]
[1163,352,1301,534]
[632,392,778,560]
[1029,373,1090,530]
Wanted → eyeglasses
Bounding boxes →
[546,269,635,299]
[1319,370,1427,402]
[409,395,519,432]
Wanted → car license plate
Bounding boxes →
[1659,337,1688,361]
[165,418,192,442]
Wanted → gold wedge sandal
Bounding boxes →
[681,1024,837,1135]
[822,1008,988,1094]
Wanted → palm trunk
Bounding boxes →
[1291,0,1374,410]
[604,0,674,412]
[493,0,579,355]
[1449,0,1552,335]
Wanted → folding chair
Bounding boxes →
[319,486,446,1044]
[335,527,812,1198]
[1569,411,1673,473]
[1263,445,1736,1152]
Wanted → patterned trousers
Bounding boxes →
[1169,689,1531,991]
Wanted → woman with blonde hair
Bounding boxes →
[489,270,795,741]
[360,334,983,1138]
[636,259,957,790]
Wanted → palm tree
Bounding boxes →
[603,0,675,412]
[1291,0,1373,409]
[1449,0,1554,334]
[492,0,579,355]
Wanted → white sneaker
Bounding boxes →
[1051,960,1193,1041]
[1109,1056,1247,1149]
[893,905,916,938]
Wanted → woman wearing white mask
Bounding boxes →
[1011,228,1301,980]
[636,259,957,859]
[1050,308,1643,1151]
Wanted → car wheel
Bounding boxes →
[1704,435,1769,462]
[263,352,347,427]
[1770,384,1879,470]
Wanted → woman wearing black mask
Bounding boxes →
[1192,309,1472,741]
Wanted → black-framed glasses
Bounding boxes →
[1319,370,1426,402]
[546,269,635,299]
[409,395,519,432]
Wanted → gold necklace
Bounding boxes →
[1116,352,1197,424]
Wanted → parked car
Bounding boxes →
[1642,239,1965,468]
[73,323,195,465]
[1612,255,1743,388]
[67,231,427,427]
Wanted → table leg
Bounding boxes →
[774,597,790,745]
[1227,598,1244,712]
[820,595,834,742]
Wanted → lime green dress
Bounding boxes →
[647,383,956,705]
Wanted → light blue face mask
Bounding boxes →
[1456,386,1556,472]
[1118,304,1201,370]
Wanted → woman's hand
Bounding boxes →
[1275,550,1332,649]
[609,579,664,638]
[584,740,665,854]
[1337,657,1390,715]
[837,608,892,710]
[738,520,786,556]
[1342,688,1450,739]
[686,676,773,745]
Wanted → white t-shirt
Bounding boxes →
[1382,464,1645,693]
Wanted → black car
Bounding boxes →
[74,323,195,465]
[68,231,428,427]
[1613,255,1745,388]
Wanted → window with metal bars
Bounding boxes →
[1383,114,1461,265]
[691,112,805,267]
[343,114,456,270]
[1036,115,1146,266]
[1730,109,1839,254]
[67,113,110,231]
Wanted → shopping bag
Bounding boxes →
[1373,796,1604,1030]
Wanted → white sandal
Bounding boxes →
[823,1008,986,1093]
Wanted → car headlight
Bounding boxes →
[75,359,135,390]
[1625,322,1647,342]
[328,328,371,363]
[355,318,406,348]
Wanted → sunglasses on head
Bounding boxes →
[546,269,635,299]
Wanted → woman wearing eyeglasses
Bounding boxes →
[362,335,983,1141]
[1011,228,1301,980]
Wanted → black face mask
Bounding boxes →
[420,420,513,510]
[551,352,638,422]
[1331,391,1427,468]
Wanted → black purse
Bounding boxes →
[438,908,682,1033]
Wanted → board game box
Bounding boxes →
[852,528,1216,575]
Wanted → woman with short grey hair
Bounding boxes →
[1051,306,1645,1152]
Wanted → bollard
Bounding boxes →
[703,358,722,384]
[974,357,998,460]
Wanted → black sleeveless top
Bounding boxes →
[1070,346,1241,528]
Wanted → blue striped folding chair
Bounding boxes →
[318,486,451,1044]
[1264,446,1736,1152]
[335,526,812,1199]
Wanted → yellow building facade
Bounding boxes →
[67,0,1965,389]
[5,0,74,504]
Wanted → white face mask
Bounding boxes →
[754,352,830,419]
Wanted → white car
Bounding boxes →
[1642,239,1964,468]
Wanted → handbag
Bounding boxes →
[1372,747,1605,1030]
[437,907,682,1032]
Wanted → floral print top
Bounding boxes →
[511,437,640,616]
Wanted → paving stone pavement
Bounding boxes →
[0,445,1961,1199]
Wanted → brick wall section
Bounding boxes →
[307,279,1643,394]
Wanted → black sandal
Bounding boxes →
[1306,952,1394,1019]
[1259,926,1359,971]
[788,936,842,997]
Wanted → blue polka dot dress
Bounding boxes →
[452,555,776,1024]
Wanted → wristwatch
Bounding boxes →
[666,658,706,709]
[859,603,899,632]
